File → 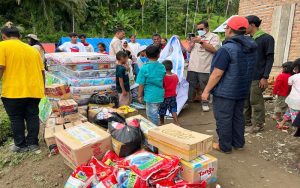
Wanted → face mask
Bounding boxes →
[140,57,148,63]
[197,30,206,37]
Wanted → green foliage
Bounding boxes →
[0,0,239,42]
[0,104,12,145]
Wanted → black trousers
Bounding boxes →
[2,98,41,148]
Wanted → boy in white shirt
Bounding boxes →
[128,34,141,57]
[58,32,86,52]
[79,34,94,52]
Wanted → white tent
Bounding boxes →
[213,15,237,33]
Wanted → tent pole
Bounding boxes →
[185,0,190,37]
[192,0,199,32]
[165,0,168,38]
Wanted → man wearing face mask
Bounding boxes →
[187,20,221,112]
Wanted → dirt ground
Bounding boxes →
[0,102,299,188]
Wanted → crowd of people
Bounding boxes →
[0,14,299,157]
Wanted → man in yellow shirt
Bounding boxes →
[0,26,45,152]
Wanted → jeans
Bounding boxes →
[187,71,209,102]
[146,102,160,125]
[244,80,265,125]
[213,96,245,152]
[2,98,41,148]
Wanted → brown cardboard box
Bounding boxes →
[148,124,213,161]
[180,154,217,187]
[111,138,124,157]
[58,99,78,116]
[64,121,83,129]
[55,122,112,167]
[45,84,71,99]
[64,113,88,123]
[78,105,88,117]
[46,117,56,128]
[44,124,64,147]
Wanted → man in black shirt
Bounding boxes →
[244,15,275,133]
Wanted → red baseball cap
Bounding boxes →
[227,16,249,31]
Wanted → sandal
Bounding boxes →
[276,124,289,130]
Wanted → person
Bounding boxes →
[128,34,141,57]
[109,28,125,56]
[244,15,275,133]
[97,42,108,54]
[159,60,179,125]
[161,37,168,49]
[26,34,45,62]
[152,33,163,50]
[26,34,47,70]
[272,61,293,121]
[116,51,131,106]
[276,59,300,129]
[0,25,45,153]
[201,16,257,153]
[135,46,148,76]
[136,45,166,125]
[79,34,94,52]
[57,32,86,52]
[187,20,221,112]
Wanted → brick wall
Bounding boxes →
[239,0,300,61]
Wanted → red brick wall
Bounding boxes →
[239,0,300,61]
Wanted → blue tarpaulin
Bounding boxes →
[58,37,153,52]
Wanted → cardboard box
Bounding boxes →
[45,117,56,128]
[45,84,71,99]
[64,113,88,124]
[55,122,112,167]
[148,124,213,161]
[58,99,78,116]
[180,154,217,186]
[44,124,64,147]
[111,138,124,157]
[78,105,88,117]
[64,121,83,129]
[87,107,117,123]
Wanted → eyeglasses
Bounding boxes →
[197,28,205,31]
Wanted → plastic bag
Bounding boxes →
[92,173,118,188]
[108,118,142,157]
[156,180,207,188]
[119,151,170,180]
[89,92,118,107]
[116,168,147,188]
[94,111,124,129]
[88,157,114,181]
[149,155,181,186]
[101,150,123,167]
[64,165,95,188]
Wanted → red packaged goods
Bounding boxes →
[119,150,170,180]
[58,99,78,116]
[116,168,148,188]
[45,84,71,99]
[94,174,118,188]
[64,165,96,188]
[88,157,113,181]
[156,180,207,188]
[101,150,123,167]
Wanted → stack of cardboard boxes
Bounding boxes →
[148,124,217,187]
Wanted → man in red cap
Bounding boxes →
[202,16,257,153]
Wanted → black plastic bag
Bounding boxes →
[94,112,124,129]
[108,118,143,157]
[89,92,118,107]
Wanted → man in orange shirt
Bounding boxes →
[0,25,45,152]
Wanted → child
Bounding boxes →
[116,51,132,106]
[159,60,179,125]
[98,43,108,54]
[136,45,166,125]
[277,59,300,129]
[272,61,293,121]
